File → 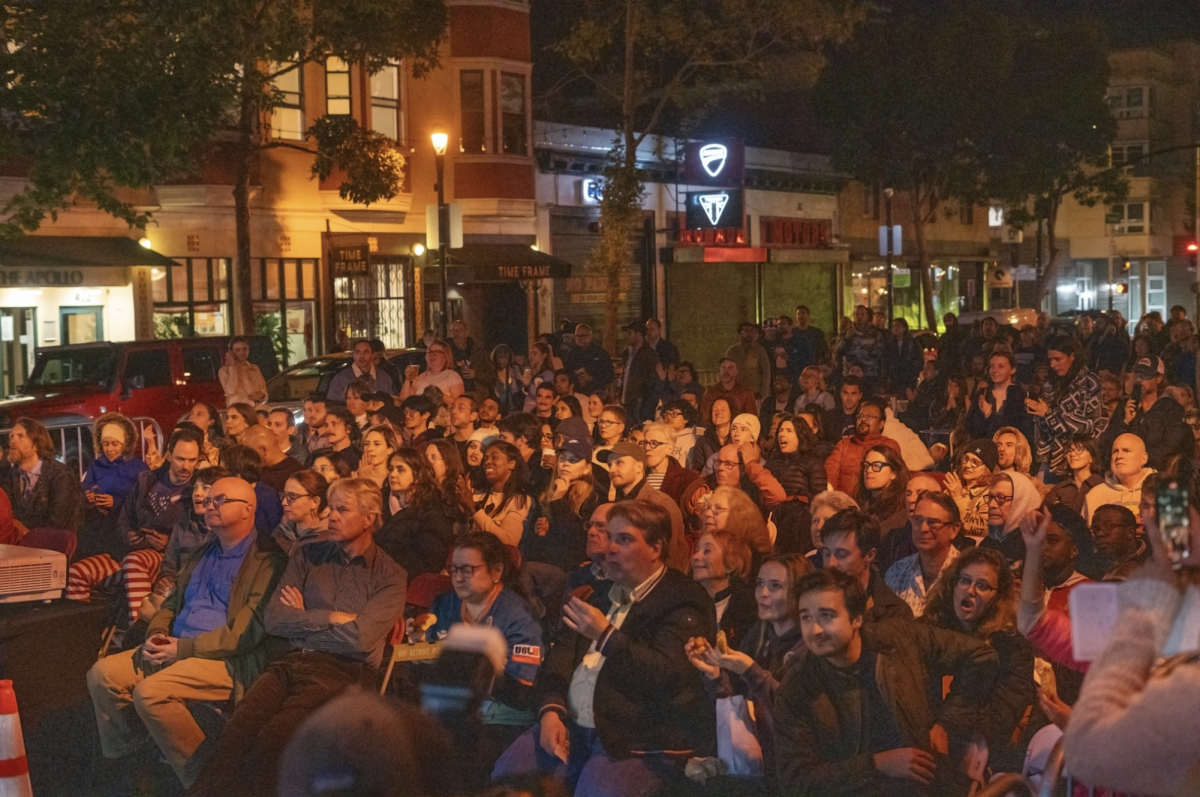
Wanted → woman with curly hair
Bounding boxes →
[375,447,457,579]
[78,413,150,559]
[423,437,471,525]
[922,546,1036,772]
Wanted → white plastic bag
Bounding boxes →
[715,695,764,778]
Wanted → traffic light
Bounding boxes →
[1114,283,1129,295]
[1122,259,1133,273]
[1188,242,1199,271]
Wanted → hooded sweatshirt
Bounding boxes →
[1083,467,1155,524]
[987,471,1043,562]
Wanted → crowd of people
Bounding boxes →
[2,303,1198,797]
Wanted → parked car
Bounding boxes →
[264,349,426,420]
[0,336,280,433]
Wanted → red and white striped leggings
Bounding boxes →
[66,550,163,623]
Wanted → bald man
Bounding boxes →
[242,425,304,492]
[1084,432,1155,524]
[87,476,288,787]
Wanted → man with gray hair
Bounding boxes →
[564,323,614,393]
[190,477,407,797]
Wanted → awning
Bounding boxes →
[445,243,573,281]
[0,236,178,268]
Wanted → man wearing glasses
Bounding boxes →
[564,323,614,393]
[824,399,901,494]
[87,477,287,788]
[884,492,965,617]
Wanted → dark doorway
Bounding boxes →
[471,282,528,354]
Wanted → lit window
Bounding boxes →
[326,57,351,116]
[271,63,304,140]
[370,62,400,140]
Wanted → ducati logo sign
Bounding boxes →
[697,193,730,226]
[684,138,744,185]
[699,144,728,178]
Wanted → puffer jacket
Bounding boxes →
[764,449,827,501]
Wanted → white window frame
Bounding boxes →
[1110,141,1149,168]
[1109,201,1150,235]
[269,62,305,141]
[369,60,404,142]
[325,57,352,117]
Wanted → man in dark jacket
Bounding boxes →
[618,321,660,424]
[774,569,998,797]
[883,318,925,396]
[819,509,913,624]
[1099,355,1191,470]
[564,323,614,393]
[0,416,85,533]
[493,500,716,797]
[117,428,203,556]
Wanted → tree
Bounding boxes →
[553,0,861,351]
[814,0,1017,329]
[1,0,446,334]
[981,13,1126,307]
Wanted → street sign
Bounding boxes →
[1105,212,1123,224]
[893,268,911,288]
[878,225,902,256]
[1013,265,1037,281]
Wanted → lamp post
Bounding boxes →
[884,188,894,323]
[431,131,450,340]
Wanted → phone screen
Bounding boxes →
[1157,480,1190,569]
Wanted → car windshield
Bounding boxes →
[266,358,346,402]
[25,347,115,391]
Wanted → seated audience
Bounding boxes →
[492,500,716,797]
[765,414,828,554]
[600,441,689,571]
[1043,435,1103,514]
[690,526,758,652]
[877,472,945,573]
[819,508,912,623]
[222,402,259,446]
[806,491,859,568]
[86,477,286,788]
[309,448,352,484]
[78,414,150,559]
[886,491,968,617]
[472,441,533,547]
[241,425,304,493]
[564,502,615,602]
[527,428,602,575]
[773,568,998,797]
[67,428,202,622]
[191,477,406,797]
[856,444,910,549]
[353,424,398,488]
[222,444,284,534]
[0,416,85,534]
[922,546,1037,773]
[639,422,699,505]
[1084,432,1155,524]
[267,406,308,464]
[824,399,901,494]
[946,439,997,540]
[984,471,1041,563]
[271,470,330,554]
[1089,503,1147,581]
[377,448,457,579]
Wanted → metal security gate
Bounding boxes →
[334,255,411,349]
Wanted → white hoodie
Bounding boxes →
[1083,467,1155,524]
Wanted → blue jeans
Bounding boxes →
[492,719,679,797]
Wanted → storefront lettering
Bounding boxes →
[0,269,87,287]
[495,264,554,279]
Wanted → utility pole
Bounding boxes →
[885,188,894,321]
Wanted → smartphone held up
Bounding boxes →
[1157,480,1190,570]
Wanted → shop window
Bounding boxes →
[271,63,305,140]
[251,258,320,366]
[154,258,231,339]
[460,70,486,153]
[370,62,401,141]
[500,72,527,155]
[325,57,351,116]
[861,184,879,220]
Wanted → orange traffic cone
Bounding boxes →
[0,680,32,797]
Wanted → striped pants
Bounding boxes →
[67,550,163,623]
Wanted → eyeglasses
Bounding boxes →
[953,576,997,595]
[449,564,485,579]
[961,456,985,470]
[597,419,621,427]
[861,461,889,473]
[202,496,249,509]
[987,494,1013,505]
[281,492,315,505]
[911,515,953,532]
[639,439,665,450]
[856,413,882,422]
[663,410,683,419]
[586,521,608,532]
[716,459,740,470]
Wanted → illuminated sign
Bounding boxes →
[988,207,1005,228]
[581,179,602,204]
[699,144,728,177]
[331,244,369,276]
[684,139,745,185]
[685,190,744,229]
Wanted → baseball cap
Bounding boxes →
[555,417,593,460]
[1133,356,1164,380]
[963,439,999,472]
[597,441,646,465]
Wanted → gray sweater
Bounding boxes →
[1063,575,1200,795]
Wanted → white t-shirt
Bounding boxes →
[413,368,464,397]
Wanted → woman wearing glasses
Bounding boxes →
[271,470,329,555]
[640,422,700,505]
[527,420,600,574]
[922,546,1036,773]
[885,491,966,617]
[984,471,1041,563]
[855,445,910,550]
[592,404,627,466]
[376,448,456,579]
[946,439,999,540]
[423,531,543,761]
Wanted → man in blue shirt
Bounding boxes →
[328,338,397,402]
[87,477,287,788]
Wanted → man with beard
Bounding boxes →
[825,399,901,494]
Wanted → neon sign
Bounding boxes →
[697,193,730,226]
[685,189,743,229]
[699,144,728,177]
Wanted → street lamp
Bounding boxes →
[431,130,450,339]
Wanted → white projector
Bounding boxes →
[0,544,67,604]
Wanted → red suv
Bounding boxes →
[0,336,280,434]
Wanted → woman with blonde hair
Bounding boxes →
[690,525,759,652]
[703,485,773,559]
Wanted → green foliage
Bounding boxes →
[309,116,407,206]
[254,312,288,367]
[153,314,192,339]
